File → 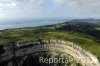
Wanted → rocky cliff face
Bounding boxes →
[0,40,100,66]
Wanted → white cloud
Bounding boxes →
[0,0,44,19]
[51,0,100,14]
[0,13,4,16]
[0,0,43,11]
[14,0,43,10]
[2,0,43,16]
[0,2,17,8]
[68,0,100,13]
[1,0,100,19]
[6,3,17,8]
[51,0,66,5]
[0,8,2,9]
[0,13,8,18]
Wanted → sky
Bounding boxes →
[0,0,100,20]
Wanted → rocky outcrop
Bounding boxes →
[0,40,100,66]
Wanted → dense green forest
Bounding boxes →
[0,21,100,61]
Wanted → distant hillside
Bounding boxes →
[67,19,100,25]
[55,22,100,39]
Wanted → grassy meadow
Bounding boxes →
[0,22,100,61]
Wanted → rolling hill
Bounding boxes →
[0,19,100,62]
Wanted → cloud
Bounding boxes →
[6,3,17,8]
[0,8,2,9]
[51,0,100,14]
[0,0,44,19]
[0,0,43,12]
[0,13,4,16]
[1,0,44,17]
[0,13,8,18]
[0,0,100,19]
[14,0,43,11]
[51,0,66,5]
[70,0,100,13]
[0,2,17,8]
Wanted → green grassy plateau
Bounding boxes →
[0,21,100,61]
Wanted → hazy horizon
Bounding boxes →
[0,18,71,30]
[0,0,100,30]
[0,0,100,21]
